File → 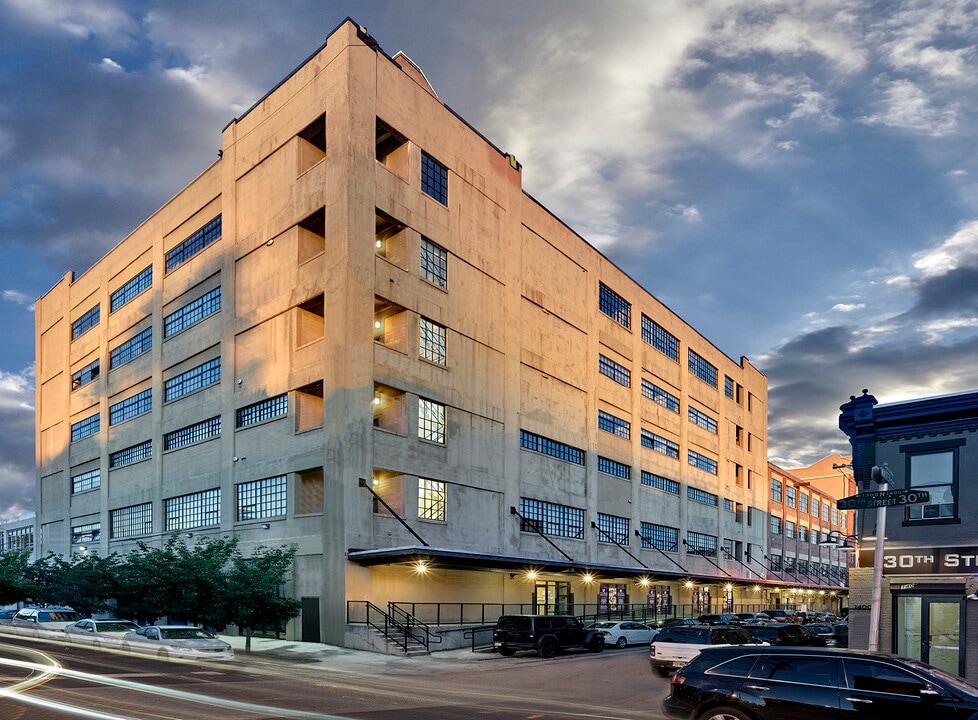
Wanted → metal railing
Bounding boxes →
[347,601,431,653]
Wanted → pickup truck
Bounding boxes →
[649,625,758,676]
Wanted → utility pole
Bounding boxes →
[868,463,893,652]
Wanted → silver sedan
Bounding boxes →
[586,620,657,648]
[122,625,234,661]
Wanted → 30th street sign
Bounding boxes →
[837,489,930,511]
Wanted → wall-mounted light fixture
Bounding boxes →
[260,523,270,530]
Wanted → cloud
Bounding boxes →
[2,290,34,309]
[859,78,958,135]
[0,366,35,519]
[831,303,865,312]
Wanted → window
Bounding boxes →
[799,493,809,514]
[822,503,830,522]
[518,498,585,539]
[419,318,447,365]
[71,523,100,545]
[724,498,735,512]
[812,497,820,517]
[421,152,448,205]
[832,507,838,525]
[785,521,796,539]
[598,457,630,479]
[598,355,630,386]
[418,478,446,521]
[905,443,960,521]
[641,315,677,360]
[110,327,152,369]
[598,410,630,439]
[110,503,152,539]
[165,216,221,273]
[770,516,782,535]
[519,430,585,465]
[6,526,33,552]
[72,359,100,390]
[71,468,100,494]
[418,398,446,444]
[798,526,809,543]
[641,429,679,459]
[688,406,717,433]
[420,236,448,288]
[687,487,718,506]
[786,486,796,508]
[724,376,734,399]
[641,471,679,494]
[842,660,928,696]
[771,478,783,502]
[752,656,837,686]
[687,349,718,387]
[163,287,221,338]
[688,450,717,474]
[686,531,718,558]
[597,513,629,545]
[165,358,220,402]
[769,553,782,571]
[71,304,100,340]
[641,379,679,412]
[109,389,151,425]
[109,440,152,468]
[236,475,287,521]
[797,558,808,574]
[165,488,220,531]
[164,417,221,450]
[110,266,152,312]
[722,538,735,558]
[71,413,100,442]
[640,522,678,552]
[598,283,630,328]
[236,394,288,428]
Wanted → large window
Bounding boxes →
[688,349,718,387]
[71,413,100,442]
[598,410,630,439]
[418,478,446,521]
[165,216,221,272]
[71,468,100,494]
[596,513,629,545]
[519,430,585,465]
[72,359,100,391]
[686,531,718,558]
[164,417,220,450]
[687,487,718,506]
[640,522,678,552]
[110,266,152,312]
[598,355,630,386]
[641,314,678,361]
[598,283,630,328]
[110,503,152,539]
[419,318,447,365]
[799,493,809,513]
[688,406,717,433]
[641,429,679,459]
[420,237,448,288]
[421,152,448,205]
[418,398,446,444]
[519,498,585,539]
[109,440,152,468]
[163,287,221,338]
[905,444,959,521]
[770,515,783,535]
[165,488,220,531]
[598,457,630,479]
[771,478,783,502]
[71,523,100,545]
[109,389,151,425]
[786,486,796,508]
[110,327,152,369]
[72,304,100,340]
[641,471,679,495]
[236,475,286,521]
[236,394,288,428]
[688,450,717,474]
[165,358,220,402]
[641,379,679,412]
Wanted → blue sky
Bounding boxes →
[3,0,978,519]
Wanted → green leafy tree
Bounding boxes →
[0,550,34,606]
[28,552,122,616]
[227,545,302,652]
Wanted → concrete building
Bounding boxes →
[0,513,36,560]
[36,19,775,648]
[840,389,978,679]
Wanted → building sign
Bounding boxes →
[859,546,978,575]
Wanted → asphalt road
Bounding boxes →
[0,638,672,719]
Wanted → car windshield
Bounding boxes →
[588,621,617,628]
[98,622,137,632]
[160,628,215,640]
[39,611,82,622]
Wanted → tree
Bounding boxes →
[28,552,121,615]
[227,544,302,652]
[0,550,34,606]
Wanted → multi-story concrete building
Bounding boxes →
[840,389,978,680]
[0,513,36,560]
[35,19,774,648]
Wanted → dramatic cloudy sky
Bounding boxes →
[3,0,978,519]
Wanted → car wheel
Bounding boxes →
[498,647,516,656]
[588,636,604,653]
[654,665,673,677]
[538,638,557,658]
[696,706,752,720]
[615,636,627,649]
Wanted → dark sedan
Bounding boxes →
[744,622,826,646]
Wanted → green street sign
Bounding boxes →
[837,489,930,511]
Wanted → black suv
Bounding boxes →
[493,615,605,658]
[744,622,826,646]
[663,645,978,720]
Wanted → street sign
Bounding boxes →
[837,489,930,511]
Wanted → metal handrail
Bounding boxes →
[387,602,437,649]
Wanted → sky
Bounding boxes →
[3,0,978,520]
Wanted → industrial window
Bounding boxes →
[421,152,448,205]
[236,394,288,428]
[71,468,101,494]
[110,266,153,312]
[597,513,629,545]
[71,413,100,442]
[771,478,783,502]
[640,522,678,552]
[71,523,100,545]
[724,498,735,512]
[641,314,678,361]
[519,430,585,465]
[770,516,782,535]
[236,475,287,521]
[811,497,819,517]
[164,416,221,450]
[419,318,447,365]
[165,216,222,273]
[597,457,630,479]
[687,487,718,506]
[165,488,221,531]
[786,486,796,508]
[598,355,630,386]
[420,236,448,288]
[687,349,718,387]
[798,526,809,543]
[799,493,809,513]
[72,304,100,340]
[769,553,782,571]
[109,440,152,468]
[418,398,446,444]
[418,478,446,521]
[832,507,838,525]
[110,503,152,539]
[641,471,679,495]
[163,287,221,338]
[785,521,796,539]
[6,526,34,552]
[598,410,630,439]
[686,531,718,558]
[688,406,717,433]
[72,359,100,391]
[518,497,585,539]
[598,283,630,328]
[724,376,734,399]
[688,450,717,474]
[641,429,679,459]
[165,358,220,402]
[822,502,830,522]
[110,328,152,369]
[109,389,151,425]
[641,379,679,412]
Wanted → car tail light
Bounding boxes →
[671,674,686,685]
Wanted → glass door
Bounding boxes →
[895,594,962,676]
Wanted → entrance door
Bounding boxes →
[895,595,962,675]
[534,581,572,614]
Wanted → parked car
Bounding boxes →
[122,626,234,661]
[655,617,704,630]
[663,645,978,720]
[759,608,794,621]
[11,607,83,635]
[64,618,140,648]
[805,622,836,644]
[585,620,656,648]
[0,609,16,625]
[494,615,604,658]
[735,612,772,624]
[649,625,758,677]
[828,622,849,648]
[744,622,826,646]
[697,613,742,626]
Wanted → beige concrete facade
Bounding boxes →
[36,20,772,647]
